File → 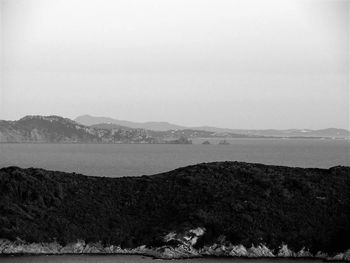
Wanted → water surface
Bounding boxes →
[0,139,348,177]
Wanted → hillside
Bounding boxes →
[75,115,350,139]
[0,116,178,144]
[0,162,349,258]
[1,116,347,143]
[0,116,98,143]
[0,115,250,144]
[75,114,186,131]
[92,123,259,139]
[224,128,350,139]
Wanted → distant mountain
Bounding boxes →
[92,123,263,139]
[215,128,350,139]
[0,115,270,144]
[90,123,135,131]
[76,115,350,139]
[1,115,348,143]
[188,127,350,139]
[0,116,98,143]
[75,115,186,131]
[0,116,163,144]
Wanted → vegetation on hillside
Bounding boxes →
[0,162,349,255]
[0,116,169,143]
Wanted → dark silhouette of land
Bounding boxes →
[0,161,349,256]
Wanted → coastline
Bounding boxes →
[1,239,349,261]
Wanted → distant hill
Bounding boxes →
[75,115,186,131]
[92,123,264,139]
[0,116,98,143]
[1,115,348,143]
[175,127,350,139]
[75,115,349,139]
[0,116,158,144]
[213,128,350,139]
[0,116,207,144]
[90,123,134,131]
[0,162,349,258]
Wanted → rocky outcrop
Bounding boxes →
[332,250,350,261]
[150,228,350,260]
[1,238,349,261]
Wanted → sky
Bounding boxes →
[0,0,349,129]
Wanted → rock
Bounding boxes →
[0,238,349,261]
[82,242,104,253]
[164,232,176,242]
[190,227,205,237]
[315,251,328,258]
[296,247,313,257]
[60,240,85,253]
[0,239,12,253]
[103,245,115,253]
[332,250,350,261]
[164,227,205,247]
[247,245,274,257]
[229,245,248,257]
[278,244,296,257]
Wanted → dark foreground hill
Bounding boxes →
[0,162,349,257]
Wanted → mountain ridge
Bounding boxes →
[0,115,348,143]
[75,114,186,131]
[0,115,271,143]
[75,114,350,138]
[0,115,158,144]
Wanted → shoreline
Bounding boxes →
[0,253,339,261]
[0,253,349,262]
[0,137,349,144]
[1,239,349,261]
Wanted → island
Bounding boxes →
[0,161,349,260]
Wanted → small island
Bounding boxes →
[0,162,349,260]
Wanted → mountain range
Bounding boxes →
[76,114,350,139]
[0,115,253,144]
[0,116,157,144]
[0,115,348,143]
[75,115,186,131]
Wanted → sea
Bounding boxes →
[0,139,349,177]
[0,139,349,263]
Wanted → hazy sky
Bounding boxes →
[0,0,349,129]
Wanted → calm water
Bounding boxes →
[0,255,324,263]
[0,139,349,177]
